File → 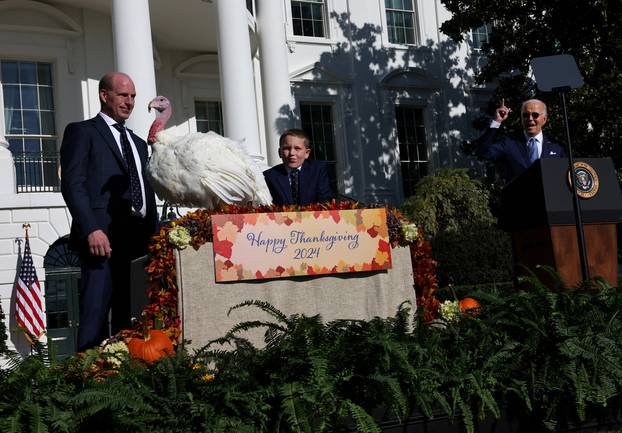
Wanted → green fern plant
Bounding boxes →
[467,273,622,431]
[0,343,77,433]
[0,301,8,355]
[3,281,622,433]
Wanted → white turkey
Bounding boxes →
[146,95,273,209]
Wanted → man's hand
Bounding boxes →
[494,98,512,123]
[87,229,112,258]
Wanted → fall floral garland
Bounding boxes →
[141,200,438,340]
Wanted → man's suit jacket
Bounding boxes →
[60,114,157,253]
[263,159,335,206]
[474,128,566,182]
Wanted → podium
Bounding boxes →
[500,158,622,287]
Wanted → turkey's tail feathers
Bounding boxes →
[249,172,273,206]
[200,169,254,205]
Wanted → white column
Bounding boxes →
[215,0,262,158]
[0,136,15,195]
[256,0,293,165]
[111,0,157,138]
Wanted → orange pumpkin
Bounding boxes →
[459,297,480,315]
[127,329,174,363]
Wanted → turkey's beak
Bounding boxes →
[148,101,154,112]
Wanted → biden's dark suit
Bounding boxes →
[61,114,157,350]
[263,159,334,206]
[474,128,566,182]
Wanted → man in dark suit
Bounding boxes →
[263,129,335,205]
[60,72,157,351]
[474,98,565,182]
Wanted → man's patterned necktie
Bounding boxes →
[113,123,143,211]
[289,169,299,204]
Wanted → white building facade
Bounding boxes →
[0,0,489,355]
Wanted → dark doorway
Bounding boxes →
[44,238,80,358]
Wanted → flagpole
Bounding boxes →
[22,224,34,349]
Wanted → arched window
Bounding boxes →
[44,238,80,270]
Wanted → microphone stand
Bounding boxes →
[555,86,589,281]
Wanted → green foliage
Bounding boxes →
[0,344,77,433]
[471,274,622,431]
[400,169,512,285]
[432,224,512,285]
[3,284,622,432]
[400,168,494,239]
[0,300,7,355]
[439,0,622,169]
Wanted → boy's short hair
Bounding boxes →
[279,129,310,148]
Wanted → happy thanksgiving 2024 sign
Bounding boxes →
[211,208,392,282]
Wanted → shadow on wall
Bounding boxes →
[275,11,485,204]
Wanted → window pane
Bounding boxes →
[471,24,492,50]
[41,111,56,135]
[207,104,219,120]
[396,11,404,27]
[291,2,301,19]
[388,27,397,44]
[24,138,40,153]
[21,86,38,109]
[311,3,322,19]
[395,106,427,197]
[299,102,337,191]
[194,100,223,135]
[3,85,21,109]
[196,120,208,133]
[195,102,206,119]
[395,27,405,44]
[313,21,324,38]
[19,62,37,84]
[8,110,23,134]
[40,87,54,110]
[386,11,394,26]
[311,104,322,119]
[1,61,19,83]
[23,111,40,134]
[301,3,312,19]
[293,20,303,35]
[302,20,313,36]
[37,63,52,85]
[321,105,331,122]
[404,13,413,28]
[211,123,223,135]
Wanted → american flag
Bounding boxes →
[15,235,45,339]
